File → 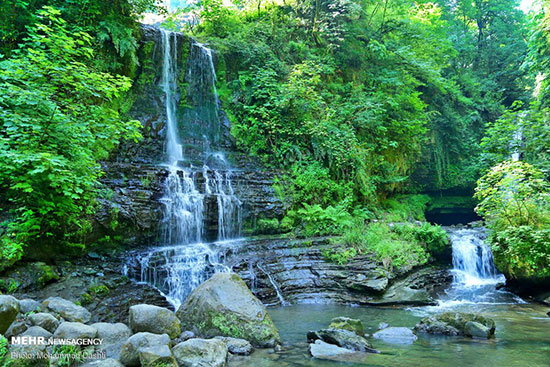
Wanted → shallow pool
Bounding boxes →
[229,303,550,367]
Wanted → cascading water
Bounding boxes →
[126,30,243,307]
[437,227,523,306]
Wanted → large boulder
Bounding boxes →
[29,313,59,333]
[139,345,177,367]
[172,338,227,367]
[119,332,171,367]
[53,322,97,340]
[91,322,132,359]
[176,273,280,347]
[0,295,20,334]
[41,297,91,323]
[373,327,418,344]
[414,312,495,338]
[328,317,364,336]
[214,336,253,355]
[129,304,181,339]
[307,329,379,353]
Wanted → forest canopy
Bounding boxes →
[0,0,549,281]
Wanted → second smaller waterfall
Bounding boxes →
[436,227,523,306]
[450,229,503,287]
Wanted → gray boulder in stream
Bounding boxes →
[373,327,418,344]
[307,328,379,353]
[309,340,370,363]
[414,312,495,338]
[176,272,280,347]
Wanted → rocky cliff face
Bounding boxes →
[124,236,452,308]
[93,25,284,247]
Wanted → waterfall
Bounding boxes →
[450,229,503,287]
[126,29,244,307]
[160,29,205,245]
[133,239,245,308]
[435,227,523,306]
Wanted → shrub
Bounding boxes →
[342,222,429,270]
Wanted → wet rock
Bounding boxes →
[172,338,228,367]
[129,304,181,339]
[373,327,417,344]
[0,295,20,334]
[176,272,280,347]
[21,326,52,339]
[307,328,379,353]
[91,322,132,359]
[119,332,171,367]
[464,321,492,339]
[328,317,364,336]
[53,322,97,340]
[214,336,253,355]
[6,320,28,338]
[414,312,495,338]
[309,340,370,363]
[346,273,389,293]
[139,345,177,367]
[28,313,59,333]
[42,297,91,323]
[19,299,41,314]
[81,358,125,367]
[378,322,389,330]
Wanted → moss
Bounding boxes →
[87,284,110,297]
[79,293,93,305]
[210,312,245,339]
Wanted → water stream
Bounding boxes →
[126,29,243,307]
[435,227,524,308]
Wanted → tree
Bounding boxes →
[0,7,141,270]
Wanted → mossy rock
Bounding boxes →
[176,273,280,347]
[414,312,495,338]
[328,317,364,336]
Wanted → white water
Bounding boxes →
[160,29,204,245]
[433,228,524,309]
[127,31,244,307]
[135,238,246,308]
[257,264,289,306]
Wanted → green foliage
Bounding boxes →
[475,161,549,228]
[0,7,141,269]
[475,161,550,281]
[341,222,430,270]
[286,204,356,238]
[0,279,19,294]
[52,345,89,367]
[255,218,280,235]
[0,335,7,361]
[381,195,431,222]
[490,226,550,281]
[321,247,357,265]
[393,223,450,258]
[481,101,550,174]
[274,162,354,210]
